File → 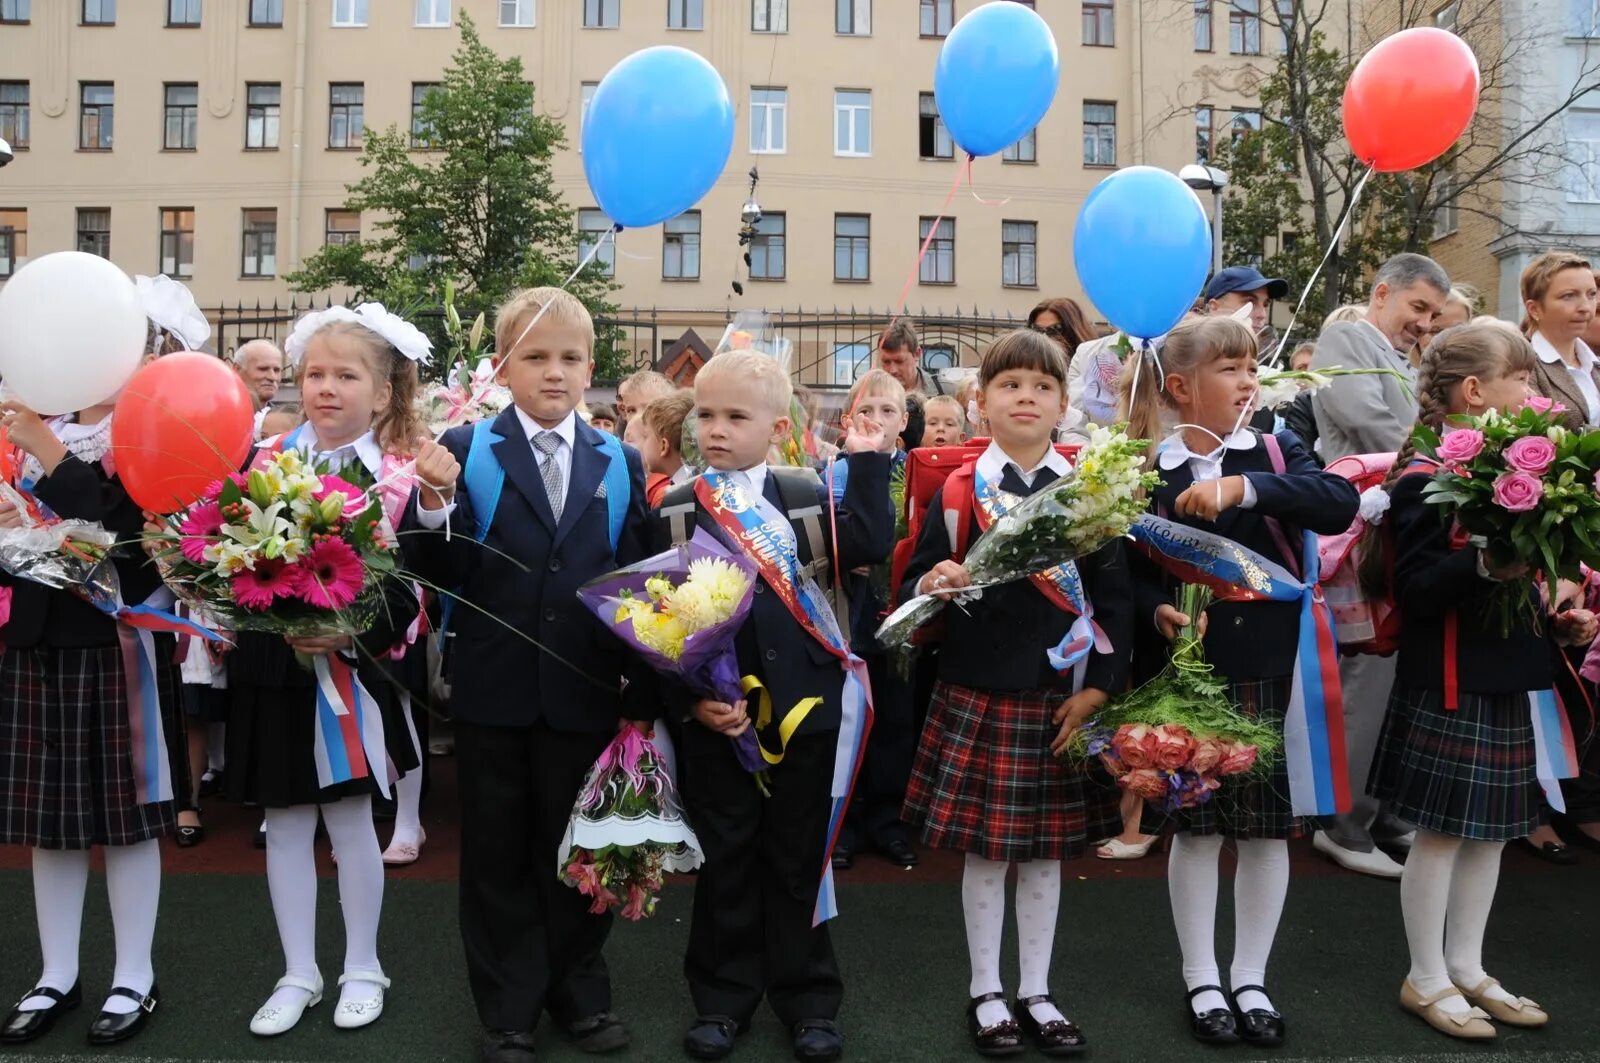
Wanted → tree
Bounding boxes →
[288,12,619,377]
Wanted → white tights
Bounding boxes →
[1167,834,1289,1016]
[962,854,1067,1028]
[1399,829,1514,1014]
[388,696,423,848]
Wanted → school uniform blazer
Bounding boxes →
[1135,431,1358,681]
[1388,473,1551,694]
[651,452,895,737]
[403,408,655,731]
[0,455,158,650]
[900,467,1134,696]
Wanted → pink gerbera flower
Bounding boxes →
[292,538,365,610]
[178,501,225,565]
[230,558,298,611]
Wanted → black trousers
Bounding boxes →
[840,652,913,850]
[681,723,842,1027]
[456,719,614,1032]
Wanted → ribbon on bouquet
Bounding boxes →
[696,472,873,925]
[312,653,393,798]
[1129,514,1352,817]
[1529,688,1580,813]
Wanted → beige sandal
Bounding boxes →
[1399,980,1496,1040]
[1454,977,1548,1027]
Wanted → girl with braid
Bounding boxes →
[1362,324,1596,1040]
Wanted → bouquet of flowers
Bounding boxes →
[1253,364,1411,411]
[419,358,513,435]
[1070,584,1280,810]
[150,449,399,636]
[875,424,1159,645]
[559,724,703,920]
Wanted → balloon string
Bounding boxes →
[878,164,967,351]
[965,154,1012,207]
[1265,163,1375,367]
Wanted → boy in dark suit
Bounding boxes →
[654,352,895,1062]
[409,287,653,1063]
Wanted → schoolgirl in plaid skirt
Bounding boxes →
[1363,327,1579,1040]
[900,331,1134,1055]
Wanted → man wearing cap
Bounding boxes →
[1201,265,1289,343]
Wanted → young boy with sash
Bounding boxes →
[655,351,896,1062]
[409,288,654,1063]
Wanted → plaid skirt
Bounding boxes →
[903,682,1119,862]
[0,646,178,849]
[1141,676,1302,841]
[1368,686,1539,841]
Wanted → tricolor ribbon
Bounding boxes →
[311,653,394,798]
[1530,688,1580,813]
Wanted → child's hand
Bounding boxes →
[0,402,67,475]
[1173,475,1247,522]
[843,412,889,455]
[693,698,750,736]
[140,514,166,559]
[0,497,23,530]
[285,634,353,656]
[1050,688,1108,757]
[918,560,971,598]
[1556,608,1599,647]
[1155,603,1208,642]
[414,438,461,511]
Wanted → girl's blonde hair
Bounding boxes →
[313,321,424,457]
[1118,315,1257,460]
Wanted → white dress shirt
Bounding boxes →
[976,440,1072,490]
[1533,331,1600,426]
[415,409,579,528]
[298,427,384,479]
[1156,428,1261,509]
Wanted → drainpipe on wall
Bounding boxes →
[287,0,309,271]
[1130,0,1145,166]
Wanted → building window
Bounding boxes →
[837,0,870,35]
[1573,0,1600,37]
[1002,220,1037,288]
[325,209,360,246]
[834,89,871,157]
[1082,0,1113,46]
[1195,105,1213,161]
[164,83,198,150]
[0,209,26,278]
[0,83,27,151]
[750,88,786,154]
[1229,0,1260,54]
[246,83,280,149]
[242,209,277,277]
[583,0,618,27]
[1194,0,1211,49]
[1276,0,1293,50]
[77,208,110,258]
[500,0,534,25]
[168,0,201,26]
[752,0,786,31]
[662,211,701,280]
[332,0,366,26]
[1083,101,1116,166]
[834,214,869,281]
[578,209,616,277]
[920,0,952,36]
[80,82,114,151]
[918,93,954,160]
[1567,109,1600,202]
[329,83,364,149]
[669,0,701,29]
[1003,126,1036,163]
[919,217,954,285]
[0,0,28,24]
[250,0,282,25]
[748,212,786,280]
[160,208,194,277]
[1434,0,1460,31]
[1230,108,1262,142]
[83,0,115,25]
[1432,168,1458,239]
[415,0,449,26]
[579,82,597,150]
[411,83,439,147]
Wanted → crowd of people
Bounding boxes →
[0,246,1597,1062]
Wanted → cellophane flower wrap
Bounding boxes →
[1413,400,1600,631]
[149,449,399,636]
[875,424,1159,645]
[559,724,703,920]
[578,530,766,773]
[1070,584,1281,810]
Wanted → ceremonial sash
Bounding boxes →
[696,471,872,925]
[1129,513,1352,817]
[1530,688,1580,812]
[312,653,394,798]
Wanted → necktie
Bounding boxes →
[533,431,564,521]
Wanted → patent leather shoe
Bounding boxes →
[1186,984,1238,1045]
[86,985,158,1045]
[0,983,80,1044]
[1229,985,1284,1046]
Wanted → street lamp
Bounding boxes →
[1179,163,1228,277]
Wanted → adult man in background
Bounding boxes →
[876,320,941,396]
[234,339,286,439]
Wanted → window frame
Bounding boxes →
[1431,169,1459,240]
[411,82,441,148]
[328,82,365,150]
[79,81,114,152]
[167,0,201,27]
[918,92,954,161]
[0,208,27,279]
[324,209,361,247]
[82,0,115,25]
[0,0,29,25]
[414,0,450,27]
[245,82,281,150]
[1001,219,1037,288]
[1082,100,1117,167]
[752,0,786,32]
[249,0,283,25]
[77,208,111,258]
[241,208,278,279]
[667,0,702,30]
[577,209,617,277]
[1228,0,1261,55]
[833,89,872,158]
[918,216,955,286]
[748,211,786,281]
[1002,126,1037,164]
[833,213,870,283]
[332,0,367,26]
[661,211,702,281]
[0,81,29,151]
[583,0,619,27]
[1565,109,1600,203]
[1193,0,1212,50]
[160,207,195,279]
[749,87,787,155]
[1572,0,1600,38]
[1082,0,1114,47]
[163,82,199,151]
[836,0,870,35]
[919,0,952,37]
[499,0,534,26]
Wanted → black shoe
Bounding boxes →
[567,1011,628,1053]
[877,837,919,867]
[175,823,205,848]
[1516,837,1578,865]
[684,1015,745,1060]
[831,844,854,871]
[198,769,224,798]
[1562,827,1600,855]
[85,985,158,1045]
[0,982,81,1044]
[967,993,1025,1057]
[480,1028,537,1063]
[1014,996,1088,1056]
[1228,985,1284,1046]
[792,1018,843,1061]
[1185,985,1238,1045]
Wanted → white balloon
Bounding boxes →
[0,252,148,415]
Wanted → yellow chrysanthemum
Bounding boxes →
[663,581,717,631]
[683,558,751,612]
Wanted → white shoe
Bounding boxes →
[333,972,390,1030]
[1313,830,1404,879]
[249,972,323,1036]
[382,827,426,867]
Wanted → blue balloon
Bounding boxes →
[583,47,734,230]
[934,3,1059,158]
[1073,167,1213,341]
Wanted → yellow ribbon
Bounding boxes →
[740,674,821,767]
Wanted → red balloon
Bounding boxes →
[1342,27,1480,173]
[112,352,254,514]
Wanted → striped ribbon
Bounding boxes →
[1529,688,1580,813]
[311,653,393,798]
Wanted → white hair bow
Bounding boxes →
[284,302,434,366]
[135,274,212,351]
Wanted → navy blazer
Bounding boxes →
[403,409,655,730]
[1134,431,1358,681]
[651,452,895,739]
